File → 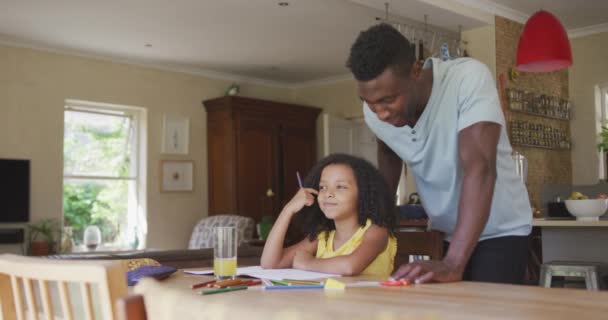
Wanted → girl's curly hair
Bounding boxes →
[294,153,397,241]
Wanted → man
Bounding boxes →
[346,24,532,284]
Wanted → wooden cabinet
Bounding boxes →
[203,96,321,225]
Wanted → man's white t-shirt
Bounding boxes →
[364,58,532,241]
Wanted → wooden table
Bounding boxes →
[133,270,608,320]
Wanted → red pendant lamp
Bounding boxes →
[516,10,572,73]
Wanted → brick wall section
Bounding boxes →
[495,16,572,214]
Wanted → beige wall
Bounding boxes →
[293,80,361,118]
[569,32,608,185]
[0,44,294,252]
[463,25,497,79]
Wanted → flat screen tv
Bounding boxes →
[0,159,30,222]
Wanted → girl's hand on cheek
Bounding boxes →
[283,188,318,216]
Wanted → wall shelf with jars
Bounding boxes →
[506,88,571,120]
[509,120,571,150]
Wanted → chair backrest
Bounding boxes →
[188,215,255,249]
[393,229,444,269]
[0,254,128,320]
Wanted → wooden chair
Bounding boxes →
[188,214,256,249]
[0,254,128,320]
[393,228,444,270]
[116,295,147,320]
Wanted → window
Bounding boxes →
[596,84,608,180]
[63,100,147,250]
[600,85,608,125]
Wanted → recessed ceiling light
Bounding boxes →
[145,44,152,48]
[278,2,289,6]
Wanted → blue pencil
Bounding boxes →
[265,284,324,290]
[296,171,303,188]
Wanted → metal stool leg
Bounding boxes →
[585,270,600,291]
[539,268,552,288]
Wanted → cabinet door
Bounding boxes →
[236,116,280,222]
[207,110,237,214]
[280,124,317,205]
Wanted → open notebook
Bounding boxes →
[184,266,340,281]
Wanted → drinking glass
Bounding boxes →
[83,225,102,251]
[213,226,238,280]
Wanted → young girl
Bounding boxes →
[261,153,397,277]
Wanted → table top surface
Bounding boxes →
[139,269,608,320]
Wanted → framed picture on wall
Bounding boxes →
[161,114,189,155]
[160,160,194,192]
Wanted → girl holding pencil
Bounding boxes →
[261,153,397,277]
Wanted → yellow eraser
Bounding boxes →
[324,278,345,290]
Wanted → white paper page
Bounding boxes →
[237,266,340,280]
[183,269,214,275]
[184,266,340,280]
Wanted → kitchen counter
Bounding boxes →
[533,218,608,264]
[533,218,608,227]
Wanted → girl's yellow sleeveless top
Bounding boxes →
[315,219,397,277]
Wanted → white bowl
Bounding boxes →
[564,199,608,221]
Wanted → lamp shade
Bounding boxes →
[516,10,572,73]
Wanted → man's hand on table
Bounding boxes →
[391,259,464,284]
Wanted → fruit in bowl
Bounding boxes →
[567,191,588,200]
[564,198,608,221]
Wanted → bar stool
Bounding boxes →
[539,261,608,290]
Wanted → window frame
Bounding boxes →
[63,99,147,250]
[595,84,608,180]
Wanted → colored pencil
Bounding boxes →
[270,279,290,286]
[283,279,323,285]
[265,284,324,290]
[190,279,217,289]
[296,171,303,188]
[201,286,248,295]
[213,278,246,288]
[228,280,262,288]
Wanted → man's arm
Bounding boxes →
[442,121,499,275]
[391,121,499,283]
[377,139,402,195]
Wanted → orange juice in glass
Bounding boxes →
[213,226,238,279]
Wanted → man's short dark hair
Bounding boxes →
[346,23,415,81]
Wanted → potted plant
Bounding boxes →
[257,215,274,241]
[27,218,60,256]
[597,126,608,181]
[257,188,276,241]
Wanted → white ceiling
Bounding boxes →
[0,0,606,86]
